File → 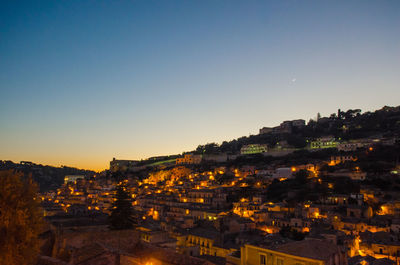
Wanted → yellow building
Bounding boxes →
[177,227,236,258]
[64,175,84,184]
[239,239,347,265]
[333,218,389,234]
[329,155,357,166]
[358,232,400,262]
[176,154,202,165]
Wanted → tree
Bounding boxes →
[286,134,307,148]
[0,170,44,265]
[109,183,136,230]
[295,169,309,184]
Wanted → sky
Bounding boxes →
[1,0,400,171]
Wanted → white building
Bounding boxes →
[240,144,268,155]
[272,168,293,179]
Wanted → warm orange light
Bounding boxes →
[328,160,337,166]
[153,210,159,220]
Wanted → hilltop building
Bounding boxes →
[109,158,139,172]
[259,127,273,134]
[279,119,306,133]
[259,119,305,135]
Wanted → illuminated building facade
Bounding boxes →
[310,137,339,149]
[64,175,84,184]
[176,154,202,165]
[240,144,268,155]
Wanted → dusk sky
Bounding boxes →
[1,1,400,171]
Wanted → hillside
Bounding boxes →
[192,106,400,155]
[0,160,95,192]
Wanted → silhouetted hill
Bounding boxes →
[0,161,95,192]
[193,105,400,154]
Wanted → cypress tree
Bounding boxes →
[109,183,135,230]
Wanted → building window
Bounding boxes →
[260,254,266,265]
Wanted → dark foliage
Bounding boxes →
[109,183,136,230]
[0,161,94,192]
[192,105,400,155]
[279,226,307,241]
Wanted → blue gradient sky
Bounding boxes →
[1,1,399,171]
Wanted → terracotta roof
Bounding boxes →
[129,243,216,265]
[72,243,112,264]
[269,239,340,261]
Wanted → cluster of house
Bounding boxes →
[41,176,116,217]
[130,173,400,265]
[40,153,400,265]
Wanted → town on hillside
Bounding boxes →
[2,106,400,265]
